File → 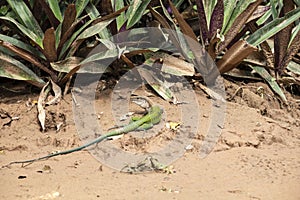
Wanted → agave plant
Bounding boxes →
[0,0,128,88]
[142,0,300,101]
[256,0,300,75]
[0,0,299,123]
[0,0,165,130]
[0,0,167,87]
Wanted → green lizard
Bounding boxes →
[8,105,163,165]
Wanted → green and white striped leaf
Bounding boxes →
[0,34,45,60]
[50,57,82,73]
[289,21,300,47]
[0,46,15,56]
[222,0,237,32]
[75,0,89,18]
[6,0,43,39]
[59,19,93,58]
[287,61,300,75]
[47,0,63,22]
[55,23,62,49]
[247,7,300,46]
[256,6,272,26]
[222,0,256,34]
[203,0,217,28]
[126,0,151,29]
[0,16,43,48]
[250,65,287,102]
[77,18,115,40]
[270,0,283,18]
[174,0,185,8]
[80,48,118,65]
[114,0,126,31]
[85,3,111,39]
[0,52,45,87]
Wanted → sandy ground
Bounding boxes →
[0,80,299,200]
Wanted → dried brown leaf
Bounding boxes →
[209,0,224,40]
[92,6,128,25]
[168,0,211,80]
[46,80,61,105]
[207,30,222,59]
[274,0,295,74]
[224,68,261,81]
[197,83,226,102]
[167,0,197,42]
[120,54,135,68]
[148,6,182,55]
[59,65,81,85]
[161,54,195,76]
[57,15,89,56]
[247,5,270,23]
[61,4,76,39]
[244,51,267,67]
[148,6,172,30]
[43,28,57,62]
[280,31,300,74]
[38,81,49,131]
[38,0,60,28]
[138,68,174,102]
[31,0,44,28]
[217,40,257,73]
[195,0,209,43]
[217,0,262,53]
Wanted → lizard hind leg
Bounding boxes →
[129,115,154,131]
[135,122,154,131]
[130,116,143,122]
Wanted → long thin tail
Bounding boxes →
[8,134,109,165]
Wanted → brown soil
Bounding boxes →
[0,79,299,200]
